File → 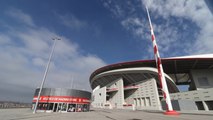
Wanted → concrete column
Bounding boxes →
[56,103,59,112]
[137,98,140,107]
[52,103,55,112]
[202,101,209,111]
[66,103,69,112]
[134,98,136,107]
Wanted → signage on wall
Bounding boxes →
[32,96,90,104]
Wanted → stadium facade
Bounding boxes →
[90,54,213,111]
[32,88,91,112]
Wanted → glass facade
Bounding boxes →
[32,103,90,112]
[32,88,91,113]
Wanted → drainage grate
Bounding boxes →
[129,118,142,120]
[105,115,117,120]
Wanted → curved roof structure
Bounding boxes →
[90,54,213,92]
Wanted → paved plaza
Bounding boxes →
[0,108,213,120]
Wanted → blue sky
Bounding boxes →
[0,0,212,102]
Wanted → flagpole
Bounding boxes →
[145,6,179,115]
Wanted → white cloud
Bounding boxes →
[142,0,213,55]
[103,0,124,17]
[6,8,35,27]
[121,17,150,45]
[0,34,11,44]
[58,13,87,30]
[0,8,106,102]
[32,57,46,67]
[104,0,213,58]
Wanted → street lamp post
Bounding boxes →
[33,38,61,114]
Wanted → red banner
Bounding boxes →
[32,96,90,104]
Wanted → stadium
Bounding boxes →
[32,88,91,112]
[90,54,213,111]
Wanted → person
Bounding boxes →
[71,107,75,112]
[68,107,72,112]
[78,107,81,112]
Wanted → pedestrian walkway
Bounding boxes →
[0,108,213,120]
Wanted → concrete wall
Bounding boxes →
[92,78,162,110]
[190,69,213,90]
[161,100,197,111]
[91,87,106,108]
[92,78,161,110]
[107,78,124,109]
[170,88,213,111]
[125,78,161,110]
[165,69,213,111]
